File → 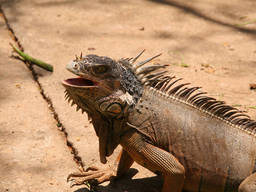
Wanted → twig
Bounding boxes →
[235,19,256,27]
[10,43,53,72]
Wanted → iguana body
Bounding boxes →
[62,51,256,192]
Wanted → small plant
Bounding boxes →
[232,104,242,107]
[180,63,189,68]
[10,43,53,72]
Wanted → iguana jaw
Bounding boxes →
[62,77,98,88]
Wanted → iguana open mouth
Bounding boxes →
[62,77,96,87]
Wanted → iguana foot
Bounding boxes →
[67,166,115,187]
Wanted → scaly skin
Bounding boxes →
[63,52,256,192]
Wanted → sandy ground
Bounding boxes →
[0,10,77,192]
[0,0,256,191]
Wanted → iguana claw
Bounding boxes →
[67,166,115,187]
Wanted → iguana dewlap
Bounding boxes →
[63,51,256,192]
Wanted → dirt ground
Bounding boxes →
[0,0,256,192]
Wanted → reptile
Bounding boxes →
[62,51,256,192]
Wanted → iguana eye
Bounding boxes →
[92,65,108,74]
[73,63,79,70]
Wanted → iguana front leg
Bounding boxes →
[120,129,185,192]
[67,149,134,187]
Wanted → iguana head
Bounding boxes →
[64,54,122,92]
[62,51,165,163]
[62,54,126,115]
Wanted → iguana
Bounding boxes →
[62,51,256,192]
